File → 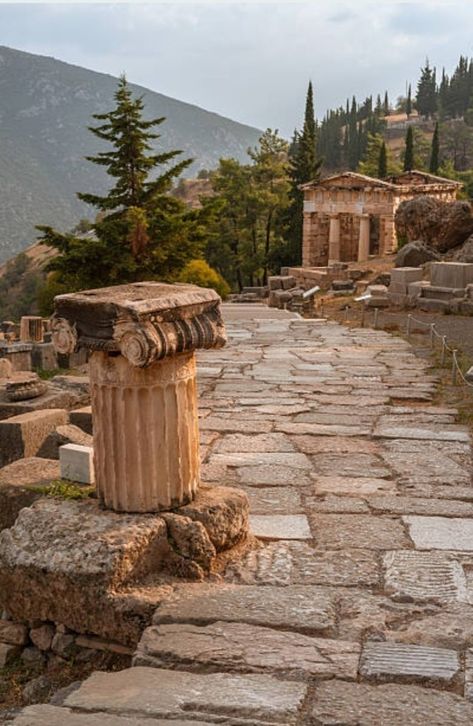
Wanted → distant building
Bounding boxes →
[300,170,461,266]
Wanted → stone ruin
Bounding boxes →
[387,261,473,314]
[0,282,250,653]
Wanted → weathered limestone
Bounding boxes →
[51,282,226,512]
[0,457,59,531]
[0,408,68,467]
[64,667,307,724]
[0,342,32,371]
[328,214,341,264]
[59,443,95,484]
[357,213,371,262]
[359,642,460,685]
[5,372,48,401]
[20,316,44,343]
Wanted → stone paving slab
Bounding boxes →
[153,583,337,635]
[310,680,473,725]
[359,642,460,685]
[311,514,410,550]
[65,667,306,724]
[404,515,473,551]
[249,514,312,540]
[135,623,360,680]
[11,705,201,726]
[240,486,303,514]
[312,475,396,496]
[383,550,468,603]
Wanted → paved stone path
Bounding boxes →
[14,309,473,724]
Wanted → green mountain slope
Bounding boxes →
[0,46,261,261]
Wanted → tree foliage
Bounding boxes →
[37,76,206,310]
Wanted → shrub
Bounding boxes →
[178,259,231,299]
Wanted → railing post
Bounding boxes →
[373,308,379,329]
[430,323,435,349]
[452,350,458,385]
[440,336,447,366]
[406,314,412,339]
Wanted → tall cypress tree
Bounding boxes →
[406,84,412,117]
[404,126,414,171]
[429,122,440,173]
[378,141,388,178]
[284,81,322,265]
[383,91,390,116]
[416,61,437,118]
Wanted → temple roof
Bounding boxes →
[300,170,462,191]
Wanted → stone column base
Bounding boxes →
[0,486,250,645]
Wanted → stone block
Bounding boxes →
[366,296,390,308]
[387,292,408,307]
[153,583,337,635]
[408,280,429,298]
[0,343,32,371]
[30,623,55,651]
[31,343,58,371]
[359,642,460,685]
[0,358,12,379]
[404,515,473,551]
[0,619,28,645]
[249,514,312,540]
[0,408,68,467]
[177,486,248,551]
[38,424,93,459]
[64,667,307,724]
[11,704,195,726]
[0,388,78,421]
[20,316,43,343]
[59,443,94,484]
[0,641,20,667]
[69,406,92,434]
[310,681,473,725]
[0,457,60,531]
[135,623,360,679]
[390,267,423,286]
[57,348,89,369]
[268,276,283,291]
[0,498,169,645]
[431,261,473,289]
[383,550,468,603]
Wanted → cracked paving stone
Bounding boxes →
[250,514,312,540]
[310,680,473,725]
[291,435,381,455]
[276,422,372,437]
[64,667,307,725]
[211,452,312,469]
[383,550,468,603]
[384,603,473,649]
[134,622,360,680]
[307,494,370,513]
[236,465,312,487]
[310,453,391,478]
[374,424,470,443]
[224,542,380,587]
[404,516,473,551]
[370,496,473,517]
[153,583,337,636]
[199,417,273,433]
[311,514,410,550]
[359,641,460,685]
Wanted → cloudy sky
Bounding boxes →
[0,1,472,135]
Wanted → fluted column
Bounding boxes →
[358,214,371,262]
[328,214,341,265]
[89,350,199,512]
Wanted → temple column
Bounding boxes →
[89,350,199,512]
[380,214,396,255]
[357,214,371,263]
[51,281,226,513]
[328,214,341,265]
[20,316,43,343]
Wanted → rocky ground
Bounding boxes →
[5,303,473,724]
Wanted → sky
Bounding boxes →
[0,1,472,136]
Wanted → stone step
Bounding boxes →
[420,285,465,300]
[11,704,198,726]
[61,666,308,725]
[134,622,360,680]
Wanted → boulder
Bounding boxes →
[395,196,473,252]
[451,234,473,263]
[395,241,441,268]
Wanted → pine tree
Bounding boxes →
[284,81,322,264]
[404,126,415,171]
[37,76,205,301]
[429,122,440,173]
[378,142,388,178]
[406,84,412,117]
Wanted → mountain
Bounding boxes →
[0,46,261,262]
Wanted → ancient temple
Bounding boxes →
[301,170,461,266]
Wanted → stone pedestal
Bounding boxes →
[20,317,43,343]
[358,214,371,263]
[328,215,341,265]
[89,350,199,512]
[51,282,226,513]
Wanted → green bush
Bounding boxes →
[178,259,231,299]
